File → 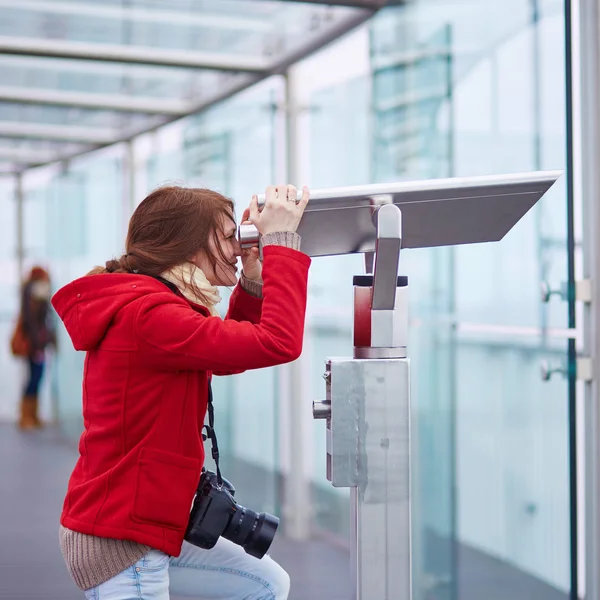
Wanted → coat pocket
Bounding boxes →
[132,448,201,530]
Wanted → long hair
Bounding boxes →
[96,186,235,302]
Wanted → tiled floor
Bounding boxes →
[0,423,568,600]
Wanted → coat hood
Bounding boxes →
[51,273,175,351]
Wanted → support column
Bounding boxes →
[15,172,24,283]
[579,0,600,598]
[280,71,312,541]
[123,140,136,233]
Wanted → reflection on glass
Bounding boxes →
[308,1,570,599]
[0,1,363,61]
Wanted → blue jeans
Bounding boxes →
[83,539,290,600]
[25,357,44,396]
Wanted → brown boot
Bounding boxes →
[31,396,44,428]
[18,396,37,430]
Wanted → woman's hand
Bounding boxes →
[249,184,309,236]
[240,208,262,282]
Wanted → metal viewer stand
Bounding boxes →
[241,170,561,600]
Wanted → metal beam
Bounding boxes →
[0,147,64,165]
[0,0,272,32]
[237,0,399,6]
[0,122,118,144]
[0,36,270,72]
[0,86,189,115]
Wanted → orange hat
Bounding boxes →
[29,266,50,281]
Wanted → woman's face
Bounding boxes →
[192,214,241,286]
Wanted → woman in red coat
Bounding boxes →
[52,184,310,600]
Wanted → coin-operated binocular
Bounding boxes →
[246,171,561,600]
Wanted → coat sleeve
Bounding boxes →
[211,283,264,376]
[135,246,310,372]
[224,281,263,325]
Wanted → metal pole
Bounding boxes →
[579,0,600,597]
[280,71,312,541]
[563,0,580,597]
[122,140,136,238]
[15,172,24,283]
[126,139,136,215]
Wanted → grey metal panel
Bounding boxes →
[327,357,411,600]
[258,170,561,256]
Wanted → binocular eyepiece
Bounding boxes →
[238,223,260,249]
[237,190,303,250]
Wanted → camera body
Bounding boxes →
[185,469,279,559]
[185,469,237,551]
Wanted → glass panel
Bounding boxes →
[23,151,125,440]
[306,1,572,599]
[454,331,570,598]
[0,102,156,131]
[0,0,364,62]
[0,177,20,421]
[371,0,568,330]
[0,55,235,99]
[0,0,371,171]
[308,77,370,537]
[370,1,572,599]
[306,34,458,600]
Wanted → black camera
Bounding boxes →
[185,469,279,559]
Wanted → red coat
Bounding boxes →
[51,246,311,557]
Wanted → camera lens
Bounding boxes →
[223,506,279,559]
[249,512,279,559]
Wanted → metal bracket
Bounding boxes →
[540,360,567,381]
[372,204,402,310]
[577,357,593,382]
[576,279,593,303]
[540,357,593,382]
[540,279,592,303]
[365,252,374,274]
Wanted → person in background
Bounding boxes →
[16,265,55,429]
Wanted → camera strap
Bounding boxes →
[204,382,223,487]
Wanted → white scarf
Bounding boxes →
[160,262,222,317]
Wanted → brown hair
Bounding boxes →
[97,186,235,298]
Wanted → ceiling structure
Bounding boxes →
[0,0,398,174]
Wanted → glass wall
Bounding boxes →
[0,176,20,422]
[305,1,572,599]
[20,77,285,516]
[8,2,574,598]
[21,150,126,438]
